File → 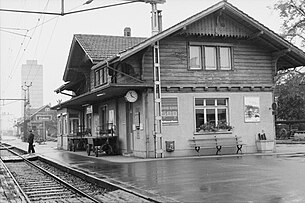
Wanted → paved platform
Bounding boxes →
[2,135,305,202]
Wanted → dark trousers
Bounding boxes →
[28,143,35,153]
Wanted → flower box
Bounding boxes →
[256,140,275,153]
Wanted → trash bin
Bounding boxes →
[165,141,175,152]
[256,133,275,153]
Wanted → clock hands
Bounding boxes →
[130,92,136,98]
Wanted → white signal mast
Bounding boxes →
[125,0,165,158]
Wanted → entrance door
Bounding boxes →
[126,102,133,153]
[100,106,107,131]
[60,117,63,148]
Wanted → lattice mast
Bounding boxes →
[151,2,164,158]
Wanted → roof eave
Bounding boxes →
[63,35,94,81]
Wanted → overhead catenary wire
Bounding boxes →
[0,29,31,38]
[18,0,141,86]
[0,0,138,16]
[1,0,29,98]
[25,1,84,85]
[1,0,142,116]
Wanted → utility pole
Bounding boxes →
[21,86,27,142]
[25,82,32,112]
[21,82,32,142]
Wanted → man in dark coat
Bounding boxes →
[28,130,35,154]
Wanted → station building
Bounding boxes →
[52,1,305,158]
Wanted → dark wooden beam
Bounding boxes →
[248,31,264,40]
[272,48,291,57]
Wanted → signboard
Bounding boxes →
[36,115,52,121]
[86,105,92,114]
[244,96,260,122]
[162,97,178,123]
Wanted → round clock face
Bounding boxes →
[125,90,138,102]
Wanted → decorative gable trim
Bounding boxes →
[180,11,251,38]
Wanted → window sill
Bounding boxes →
[194,130,233,135]
[188,69,234,71]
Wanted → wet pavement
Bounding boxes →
[2,135,305,202]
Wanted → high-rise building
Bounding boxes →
[21,60,43,112]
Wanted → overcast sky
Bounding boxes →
[0,0,282,118]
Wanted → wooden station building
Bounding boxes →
[52,1,305,158]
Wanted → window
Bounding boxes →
[195,98,229,132]
[63,115,67,134]
[69,119,79,134]
[95,67,108,86]
[189,45,232,70]
[189,46,202,70]
[205,47,217,70]
[86,114,92,130]
[219,47,232,70]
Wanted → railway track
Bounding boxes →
[0,144,157,203]
[1,146,101,202]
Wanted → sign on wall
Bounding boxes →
[162,97,178,123]
[244,96,260,123]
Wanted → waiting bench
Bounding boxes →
[189,135,245,155]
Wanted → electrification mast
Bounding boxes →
[125,0,166,158]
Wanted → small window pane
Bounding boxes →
[99,69,104,84]
[206,99,215,106]
[217,99,227,106]
[95,71,100,86]
[218,109,227,123]
[206,109,216,124]
[205,47,217,70]
[195,109,205,131]
[195,98,204,106]
[190,46,202,70]
[220,47,231,70]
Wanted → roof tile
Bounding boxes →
[74,34,147,62]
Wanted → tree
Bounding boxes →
[273,0,305,120]
[275,70,305,120]
[274,0,305,47]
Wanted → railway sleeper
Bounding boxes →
[26,189,72,195]
[28,192,77,198]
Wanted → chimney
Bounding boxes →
[124,27,131,37]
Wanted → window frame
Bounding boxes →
[194,98,230,134]
[94,67,108,87]
[188,42,234,71]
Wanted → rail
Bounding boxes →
[0,144,100,203]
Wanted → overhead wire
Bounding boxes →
[26,0,130,85]
[2,0,141,105]
[1,0,29,98]
[25,0,50,83]
[0,29,31,38]
[27,1,85,87]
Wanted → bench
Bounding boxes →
[189,135,245,155]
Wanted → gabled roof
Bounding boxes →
[75,34,147,62]
[29,105,52,118]
[92,0,305,70]
[63,34,146,81]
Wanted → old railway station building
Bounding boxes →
[52,1,305,158]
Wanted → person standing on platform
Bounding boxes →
[28,130,35,154]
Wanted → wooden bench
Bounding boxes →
[189,135,245,155]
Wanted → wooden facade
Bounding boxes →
[53,1,305,158]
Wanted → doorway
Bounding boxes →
[100,106,107,131]
[126,102,134,153]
